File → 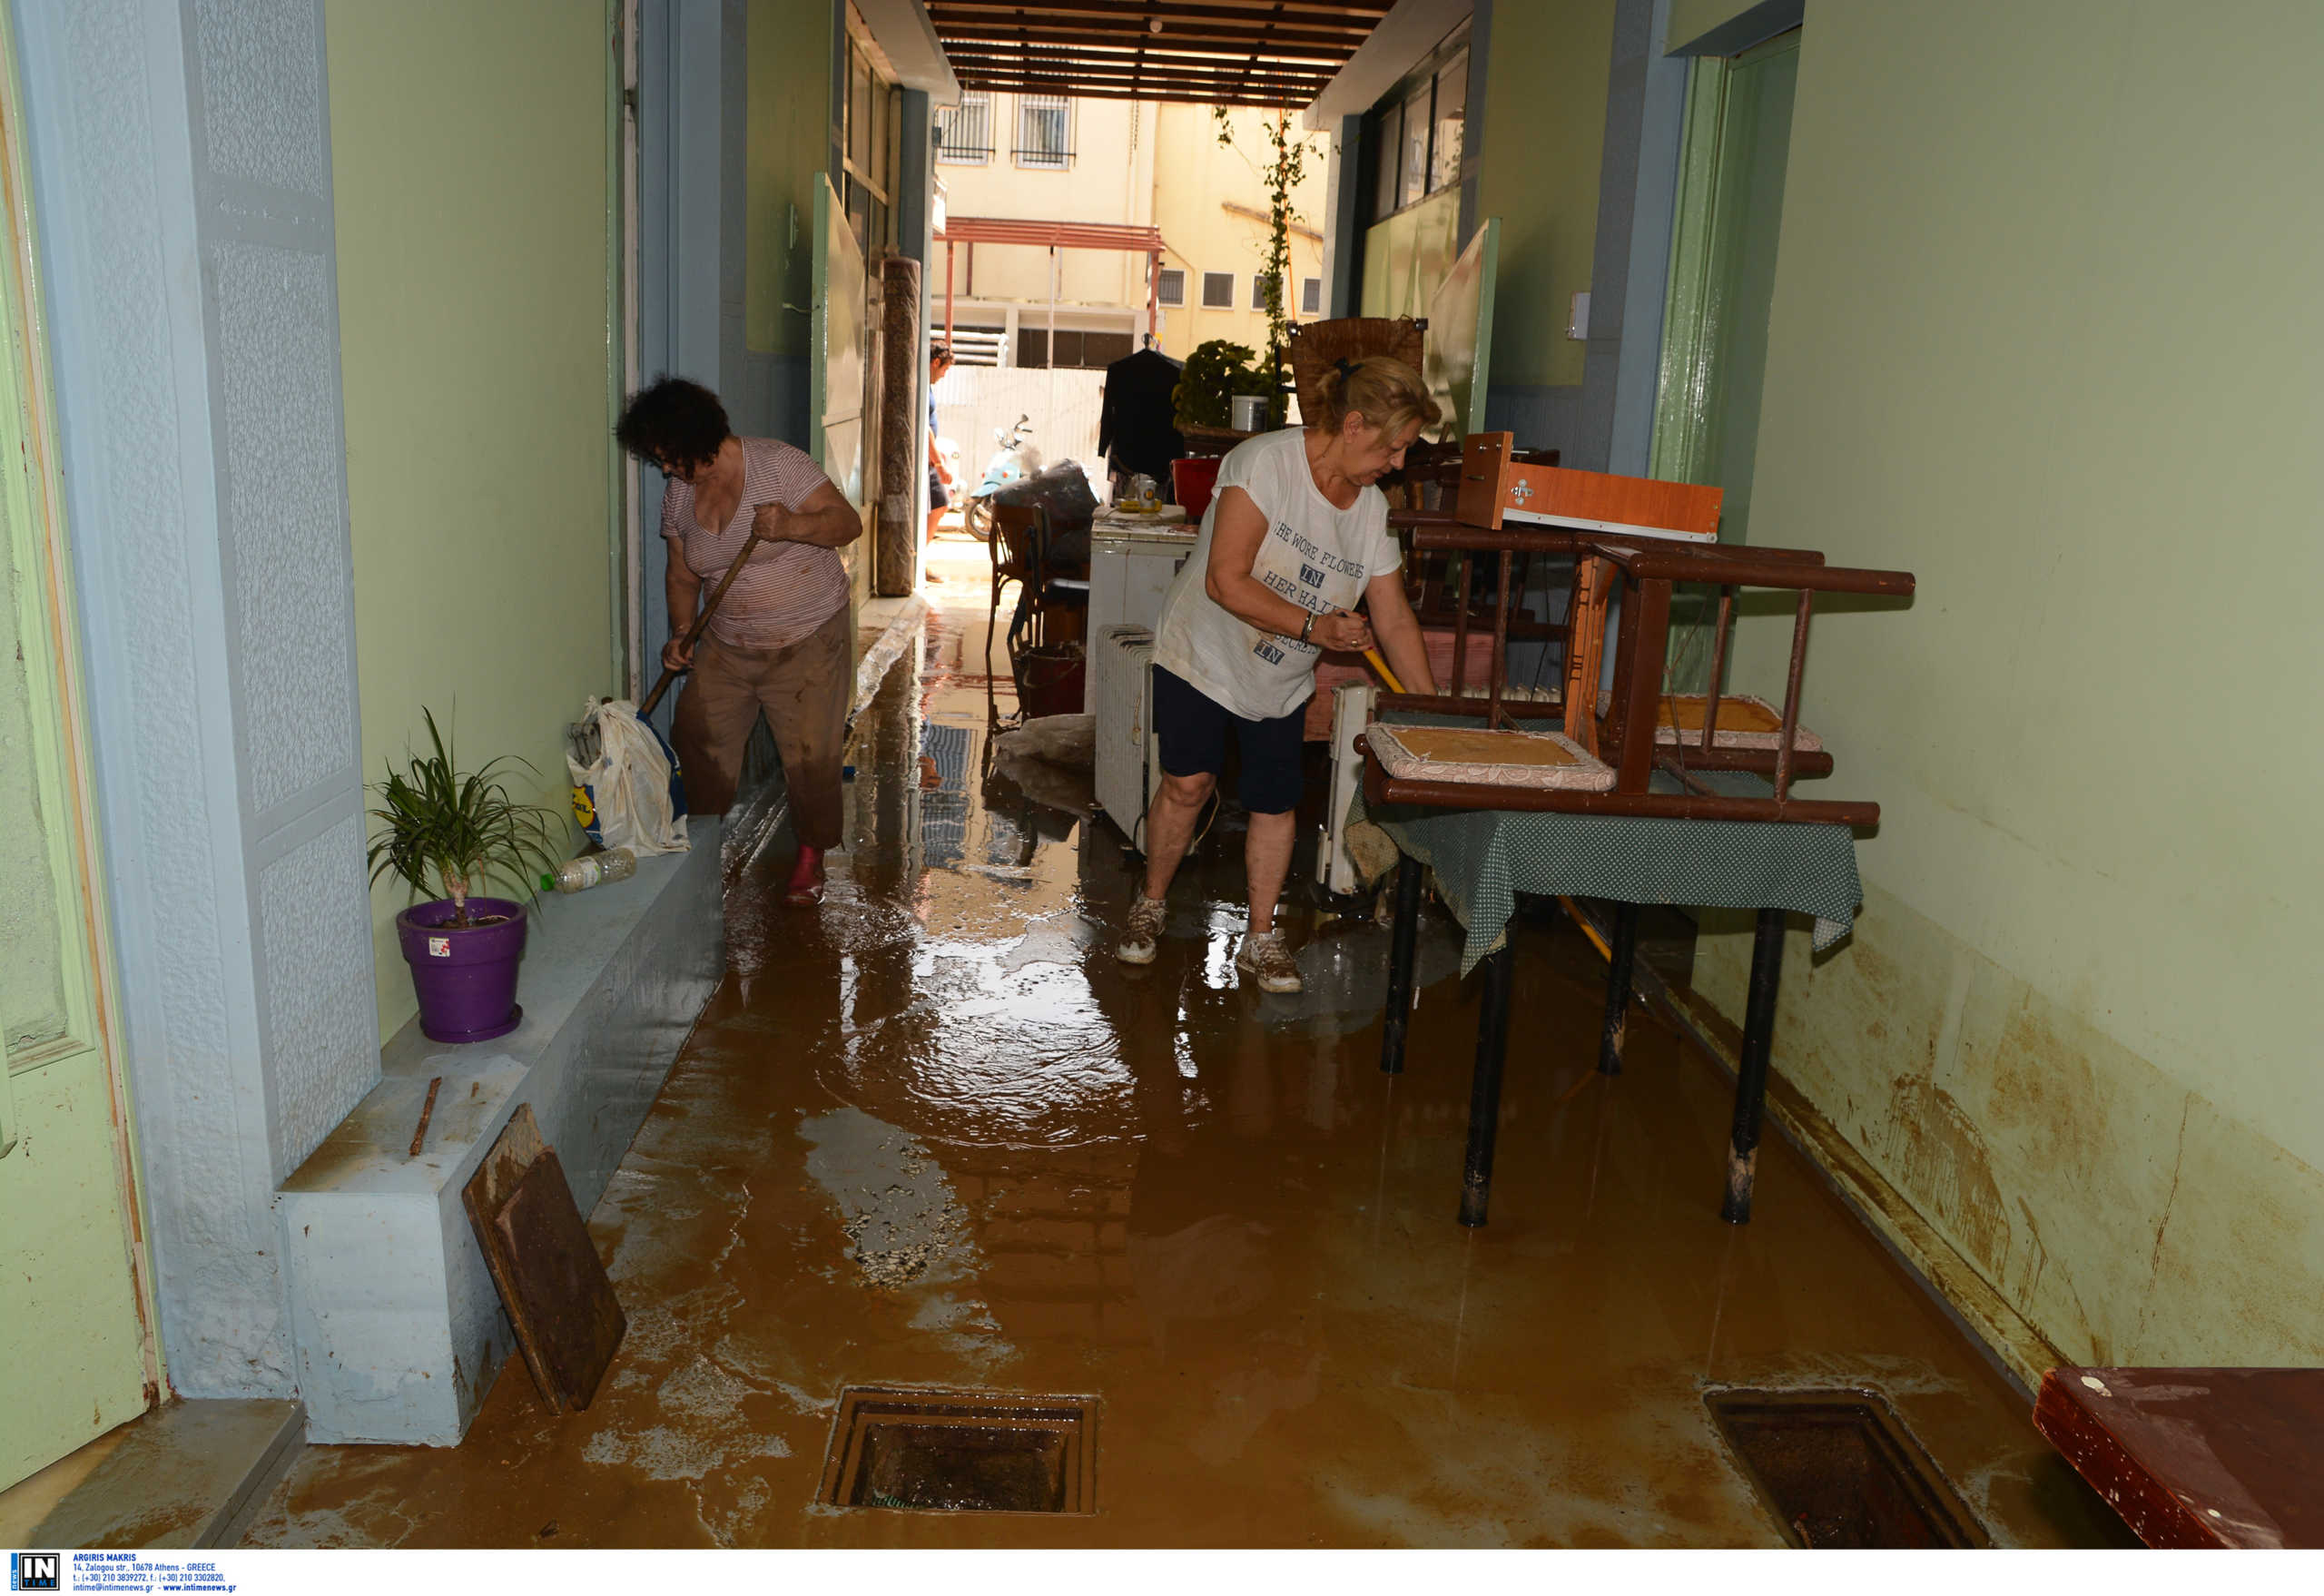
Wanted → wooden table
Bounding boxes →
[1363,762,1864,1228]
[2034,1365,2324,1547]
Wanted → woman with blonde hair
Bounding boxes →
[1117,356,1441,992]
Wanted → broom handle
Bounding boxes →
[637,520,771,719]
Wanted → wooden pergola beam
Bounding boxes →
[971,82,1306,107]
[947,59,1335,94]
[928,0,1383,34]
[957,74,1321,106]
[930,1,1385,113]
[933,20,1364,55]
[941,44,1339,80]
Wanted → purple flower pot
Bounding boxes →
[395,897,527,1043]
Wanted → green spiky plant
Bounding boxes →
[367,709,566,928]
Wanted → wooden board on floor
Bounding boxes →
[492,1148,625,1411]
[462,1106,625,1413]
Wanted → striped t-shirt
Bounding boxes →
[660,437,847,651]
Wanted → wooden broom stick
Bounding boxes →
[638,518,771,718]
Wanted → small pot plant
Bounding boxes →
[368,709,566,1044]
[1172,338,1269,431]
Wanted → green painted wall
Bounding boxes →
[326,1,612,1041]
[1695,0,2324,1365]
[1475,0,1613,389]
[746,0,832,357]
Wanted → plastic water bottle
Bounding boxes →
[543,847,637,894]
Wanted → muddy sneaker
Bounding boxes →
[1114,893,1168,964]
[1235,929,1304,994]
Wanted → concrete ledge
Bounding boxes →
[275,821,724,1444]
[0,1399,301,1550]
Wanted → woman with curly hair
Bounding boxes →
[616,377,862,906]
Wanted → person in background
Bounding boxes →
[1117,357,1441,993]
[616,377,862,907]
[923,341,955,576]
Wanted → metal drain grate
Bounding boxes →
[1706,1387,1988,1548]
[818,1386,1098,1514]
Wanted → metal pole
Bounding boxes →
[1459,942,1515,1227]
[944,239,955,344]
[1721,907,1787,1224]
[1380,855,1423,1074]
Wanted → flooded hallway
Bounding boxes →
[239,556,2120,1548]
[7,0,2324,1571]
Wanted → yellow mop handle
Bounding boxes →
[1364,648,1405,695]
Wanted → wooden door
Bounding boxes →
[0,24,157,1489]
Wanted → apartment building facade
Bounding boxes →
[931,94,1329,369]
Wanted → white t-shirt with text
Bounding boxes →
[1151,429,1403,722]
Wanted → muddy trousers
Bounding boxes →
[671,604,851,847]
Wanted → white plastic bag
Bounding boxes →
[566,697,689,856]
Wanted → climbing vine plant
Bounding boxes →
[1213,104,1318,422]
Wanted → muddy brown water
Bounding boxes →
[243,556,2129,1549]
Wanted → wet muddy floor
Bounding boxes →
[244,538,2127,1549]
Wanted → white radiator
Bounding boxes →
[1315,680,1376,896]
[1093,626,1159,845]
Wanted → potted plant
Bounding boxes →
[1171,338,1267,431]
[368,710,566,1044]
[1210,105,1319,429]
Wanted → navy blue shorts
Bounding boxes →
[1151,665,1307,815]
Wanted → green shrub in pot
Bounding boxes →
[1172,339,1267,431]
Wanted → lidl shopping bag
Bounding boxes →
[567,697,689,855]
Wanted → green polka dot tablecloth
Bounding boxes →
[1351,715,1863,976]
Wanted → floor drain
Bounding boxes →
[818,1386,1098,1514]
[1706,1387,1988,1548]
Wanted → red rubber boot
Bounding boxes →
[783,844,825,907]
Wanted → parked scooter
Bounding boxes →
[960,415,1042,542]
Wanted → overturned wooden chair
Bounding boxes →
[1354,434,1915,1232]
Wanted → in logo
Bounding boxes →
[12,1553,60,1592]
[1298,563,1325,590]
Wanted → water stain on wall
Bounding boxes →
[1693,881,2324,1372]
